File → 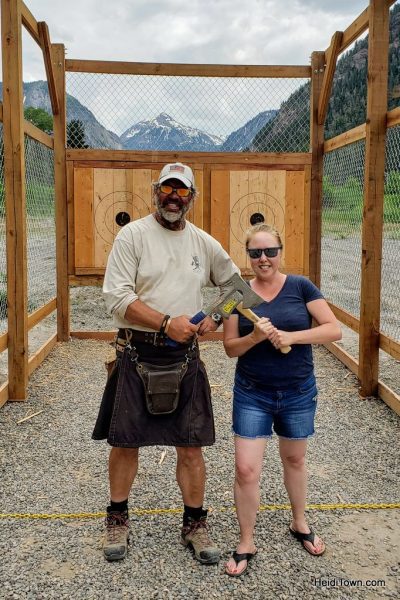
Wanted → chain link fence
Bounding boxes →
[322,127,400,345]
[382,125,400,340]
[25,136,56,316]
[66,73,310,153]
[321,141,365,322]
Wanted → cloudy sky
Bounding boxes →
[15,0,373,137]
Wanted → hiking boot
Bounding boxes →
[103,509,130,561]
[181,515,220,564]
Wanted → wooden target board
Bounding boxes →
[72,165,204,274]
[211,168,309,276]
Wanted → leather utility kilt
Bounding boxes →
[92,338,215,448]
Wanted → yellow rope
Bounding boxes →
[0,502,399,520]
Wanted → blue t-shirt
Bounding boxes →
[235,275,323,389]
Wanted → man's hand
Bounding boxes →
[197,315,219,336]
[167,315,199,343]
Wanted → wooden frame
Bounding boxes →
[358,0,390,397]
[324,106,400,154]
[0,101,54,146]
[0,0,398,414]
[38,22,59,115]
[308,51,325,288]
[318,31,343,126]
[325,342,400,416]
[52,43,70,342]
[66,60,311,78]
[66,150,311,165]
[1,0,29,399]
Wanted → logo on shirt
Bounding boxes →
[191,255,201,271]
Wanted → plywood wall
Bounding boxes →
[71,164,308,276]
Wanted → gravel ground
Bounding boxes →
[0,289,399,599]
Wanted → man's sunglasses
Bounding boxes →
[159,185,192,198]
[246,246,282,259]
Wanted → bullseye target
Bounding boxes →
[230,192,285,245]
[94,190,152,245]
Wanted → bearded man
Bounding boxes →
[92,162,239,564]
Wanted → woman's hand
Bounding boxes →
[251,317,274,343]
[266,328,293,350]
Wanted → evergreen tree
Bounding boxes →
[24,107,53,133]
[67,119,89,148]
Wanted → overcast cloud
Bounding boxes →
[3,0,376,136]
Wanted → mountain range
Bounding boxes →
[2,4,398,153]
[254,2,400,151]
[0,81,277,152]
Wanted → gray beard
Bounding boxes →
[156,198,193,223]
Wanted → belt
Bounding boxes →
[117,328,193,348]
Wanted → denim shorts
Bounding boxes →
[232,372,318,440]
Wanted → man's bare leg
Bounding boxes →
[103,447,139,562]
[176,446,220,565]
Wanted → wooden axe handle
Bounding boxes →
[236,305,291,354]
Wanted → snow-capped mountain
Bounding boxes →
[120,113,225,152]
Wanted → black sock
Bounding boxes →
[183,504,207,524]
[108,499,128,513]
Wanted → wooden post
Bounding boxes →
[52,43,70,340]
[359,0,389,397]
[309,51,325,287]
[1,0,28,399]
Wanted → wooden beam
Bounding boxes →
[28,332,57,375]
[318,31,343,126]
[21,1,40,45]
[379,333,400,361]
[328,302,400,360]
[378,382,400,416]
[66,149,311,165]
[324,341,359,376]
[328,302,359,332]
[70,331,116,341]
[69,275,103,286]
[0,332,7,353]
[65,60,311,78]
[324,123,366,153]
[359,0,390,398]
[23,118,54,148]
[27,298,57,329]
[0,381,8,408]
[324,341,400,416]
[37,22,59,115]
[333,1,396,55]
[308,51,325,288]
[1,0,28,400]
[387,106,400,129]
[52,44,70,342]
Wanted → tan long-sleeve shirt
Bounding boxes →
[103,214,239,330]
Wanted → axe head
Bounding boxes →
[210,273,264,319]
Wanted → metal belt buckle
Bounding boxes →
[152,332,158,346]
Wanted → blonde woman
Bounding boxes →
[223,224,341,576]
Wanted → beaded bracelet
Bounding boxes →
[159,314,171,335]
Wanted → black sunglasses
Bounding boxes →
[247,246,282,259]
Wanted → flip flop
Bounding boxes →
[289,526,326,556]
[225,550,257,577]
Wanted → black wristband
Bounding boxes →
[159,314,171,335]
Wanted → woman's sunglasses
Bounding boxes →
[159,185,191,198]
[246,246,282,259]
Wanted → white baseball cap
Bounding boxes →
[158,162,194,188]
